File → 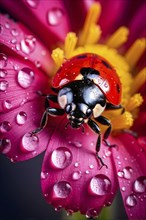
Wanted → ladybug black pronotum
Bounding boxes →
[32,53,123,167]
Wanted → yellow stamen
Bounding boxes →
[131,67,146,94]
[51,48,64,69]
[112,111,133,130]
[64,32,78,59]
[85,24,101,44]
[106,27,129,48]
[125,38,146,68]
[126,93,143,111]
[78,2,101,46]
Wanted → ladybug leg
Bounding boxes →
[95,115,117,148]
[31,94,64,135]
[106,103,125,114]
[88,119,107,169]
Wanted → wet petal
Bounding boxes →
[0,14,53,73]
[41,118,118,216]
[0,0,71,47]
[111,133,146,219]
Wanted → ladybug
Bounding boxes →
[32,53,122,167]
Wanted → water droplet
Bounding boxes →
[35,60,41,68]
[20,35,36,54]
[0,70,7,78]
[17,67,35,88]
[41,171,49,180]
[3,100,12,110]
[0,138,11,154]
[11,39,17,44]
[89,174,111,196]
[121,186,126,192]
[53,181,72,198]
[125,194,137,207]
[11,28,19,36]
[72,171,82,180]
[0,53,7,68]
[47,7,64,26]
[10,155,18,162]
[133,176,146,194]
[0,80,9,91]
[123,166,133,179]
[104,149,112,157]
[0,121,11,133]
[85,170,90,174]
[86,209,97,219]
[55,205,62,212]
[74,161,80,167]
[89,164,94,169]
[15,43,21,51]
[66,209,74,216]
[51,147,72,169]
[20,133,39,152]
[117,171,124,178]
[5,21,10,29]
[16,111,27,125]
[25,0,39,8]
[72,140,82,148]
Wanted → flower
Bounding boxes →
[0,0,146,219]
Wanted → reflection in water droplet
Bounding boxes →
[72,171,82,180]
[16,111,27,125]
[89,164,94,169]
[86,209,97,219]
[72,140,82,148]
[133,176,146,194]
[25,0,39,8]
[0,80,9,91]
[41,171,49,180]
[17,67,34,88]
[47,8,64,26]
[123,167,133,179]
[3,100,12,110]
[117,171,124,178]
[125,194,137,207]
[89,174,111,196]
[121,186,126,192]
[0,53,8,68]
[20,35,36,54]
[11,28,19,36]
[0,138,11,154]
[0,70,7,78]
[74,162,80,167]
[53,181,72,198]
[51,147,72,169]
[21,133,39,152]
[0,121,11,133]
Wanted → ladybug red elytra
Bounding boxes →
[32,53,123,167]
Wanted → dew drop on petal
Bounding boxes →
[0,121,11,133]
[41,171,49,180]
[117,171,124,178]
[2,100,12,111]
[17,67,35,88]
[74,161,80,167]
[0,70,7,78]
[47,7,64,26]
[0,53,8,68]
[72,140,82,148]
[53,181,72,199]
[133,176,146,194]
[16,111,27,125]
[51,147,72,169]
[89,174,111,196]
[125,194,137,207]
[86,209,97,219]
[72,170,82,180]
[25,0,39,8]
[20,133,39,152]
[121,186,126,192]
[11,28,19,36]
[0,138,11,154]
[89,164,94,169]
[0,80,9,91]
[123,166,133,179]
[20,35,36,54]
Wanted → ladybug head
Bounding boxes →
[58,80,106,129]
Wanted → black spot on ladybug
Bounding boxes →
[102,60,112,69]
[80,67,100,76]
[77,54,88,59]
[116,84,120,93]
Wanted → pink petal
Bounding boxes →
[0,0,71,47]
[0,14,53,72]
[0,46,57,161]
[111,133,146,219]
[41,117,118,217]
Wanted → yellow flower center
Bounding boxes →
[51,3,146,134]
